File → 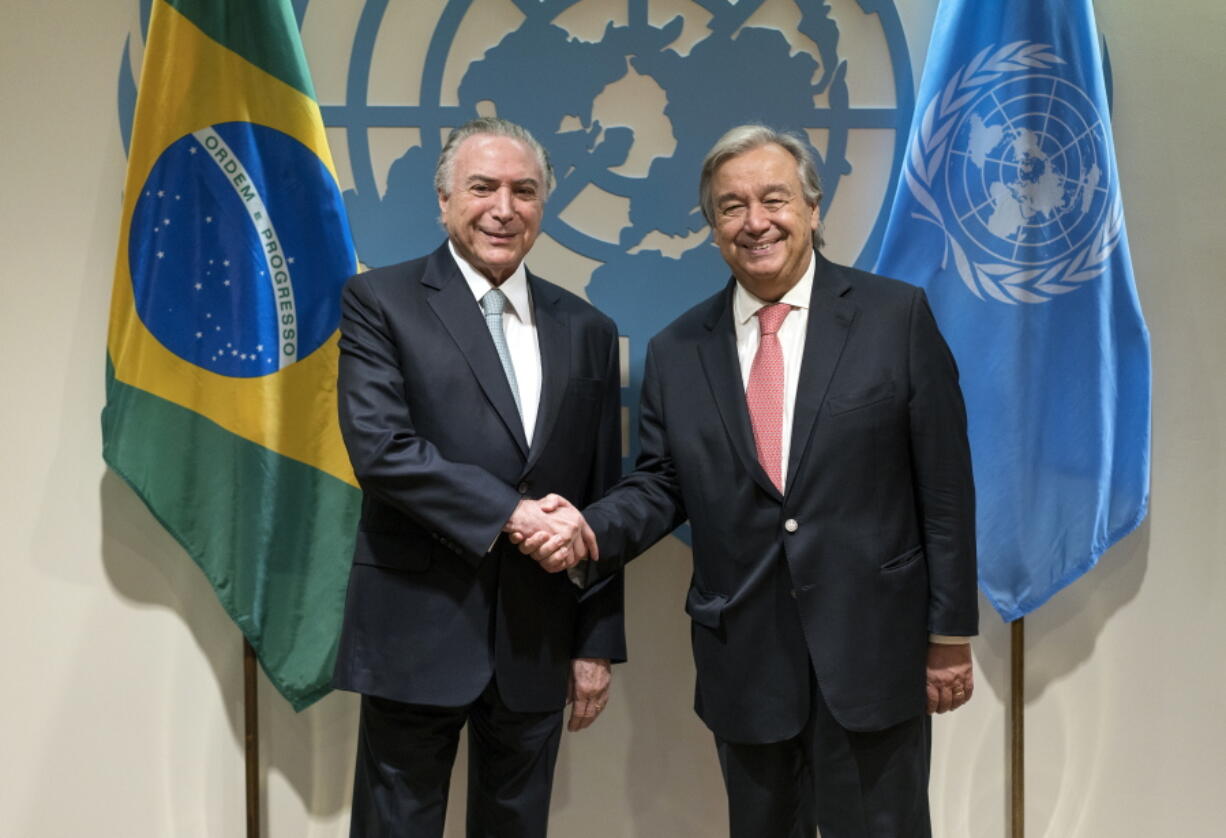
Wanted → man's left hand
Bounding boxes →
[566,657,611,732]
[926,642,974,714]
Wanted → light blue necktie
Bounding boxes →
[480,287,522,417]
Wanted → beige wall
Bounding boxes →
[2,1,1224,835]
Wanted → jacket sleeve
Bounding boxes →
[571,328,627,662]
[337,273,521,562]
[583,339,688,582]
[906,288,979,636]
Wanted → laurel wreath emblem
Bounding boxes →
[904,41,1124,304]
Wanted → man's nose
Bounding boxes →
[744,201,770,233]
[490,186,514,220]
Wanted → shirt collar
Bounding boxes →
[449,239,532,322]
[732,251,816,326]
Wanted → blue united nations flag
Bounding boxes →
[874,0,1151,621]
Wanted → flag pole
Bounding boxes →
[1010,617,1024,838]
[243,637,261,838]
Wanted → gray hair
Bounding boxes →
[699,124,825,249]
[434,117,555,201]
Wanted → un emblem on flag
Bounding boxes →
[903,42,1124,304]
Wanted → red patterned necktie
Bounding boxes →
[746,303,791,492]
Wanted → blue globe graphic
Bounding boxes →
[946,74,1112,266]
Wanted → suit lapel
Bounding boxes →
[424,246,529,457]
[524,274,570,473]
[786,253,856,492]
[697,281,782,501]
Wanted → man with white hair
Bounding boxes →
[520,124,978,836]
[332,117,625,837]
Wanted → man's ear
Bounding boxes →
[438,188,452,229]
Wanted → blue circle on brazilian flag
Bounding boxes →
[129,122,354,378]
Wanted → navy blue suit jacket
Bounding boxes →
[585,252,977,742]
[333,243,625,712]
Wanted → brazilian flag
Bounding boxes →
[103,0,359,710]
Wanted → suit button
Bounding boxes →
[518,482,529,494]
[784,518,799,533]
[790,589,798,599]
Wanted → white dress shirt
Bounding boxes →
[450,241,542,446]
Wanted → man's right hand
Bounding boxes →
[504,494,598,573]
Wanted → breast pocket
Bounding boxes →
[826,379,896,416]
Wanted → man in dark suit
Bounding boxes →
[519,125,978,836]
[332,117,625,838]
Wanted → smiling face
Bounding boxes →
[438,134,544,285]
[709,142,820,301]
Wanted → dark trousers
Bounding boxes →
[715,672,931,838]
[349,679,563,838]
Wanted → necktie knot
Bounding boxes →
[756,303,791,336]
[482,287,508,317]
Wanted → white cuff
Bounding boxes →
[929,634,973,645]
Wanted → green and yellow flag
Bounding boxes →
[103,0,359,710]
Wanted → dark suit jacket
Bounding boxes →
[585,252,977,743]
[332,242,625,713]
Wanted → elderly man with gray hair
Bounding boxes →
[518,124,979,836]
[331,117,625,837]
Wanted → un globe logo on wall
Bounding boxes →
[329,0,912,262]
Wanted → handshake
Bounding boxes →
[503,494,596,573]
